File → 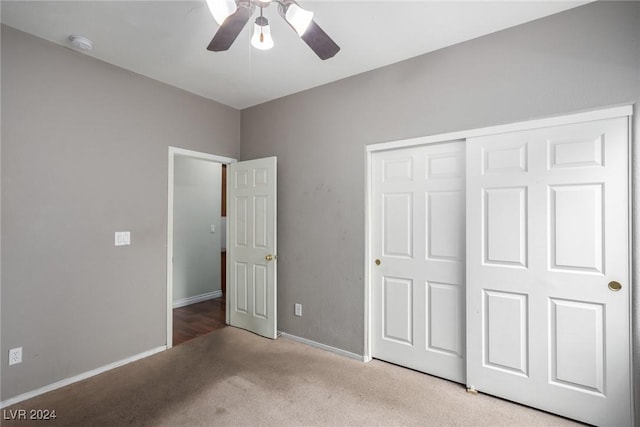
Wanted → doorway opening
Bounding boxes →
[167,147,236,348]
[173,298,226,345]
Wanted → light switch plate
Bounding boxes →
[115,231,131,246]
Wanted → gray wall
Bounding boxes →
[2,0,639,413]
[173,157,222,303]
[0,25,240,400]
[241,1,640,357]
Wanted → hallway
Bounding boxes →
[173,297,225,346]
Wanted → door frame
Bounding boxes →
[364,105,634,376]
[166,147,236,349]
[633,101,640,425]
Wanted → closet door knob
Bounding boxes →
[608,281,622,292]
[375,259,381,266]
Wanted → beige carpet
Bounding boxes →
[3,327,582,426]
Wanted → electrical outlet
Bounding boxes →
[294,303,302,317]
[9,347,22,366]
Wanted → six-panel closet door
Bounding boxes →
[465,117,631,426]
[371,141,466,383]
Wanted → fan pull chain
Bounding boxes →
[259,5,265,43]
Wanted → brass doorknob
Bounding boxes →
[608,281,622,292]
[265,254,275,261]
[375,259,381,266]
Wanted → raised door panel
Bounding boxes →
[254,167,268,187]
[234,197,249,247]
[253,265,268,319]
[426,153,463,179]
[235,262,248,313]
[483,187,528,267]
[383,157,413,183]
[427,282,462,356]
[235,169,249,189]
[483,290,528,376]
[483,143,528,174]
[253,195,268,249]
[549,185,603,273]
[549,299,604,395]
[549,135,604,169]
[382,276,413,345]
[426,191,464,262]
[383,193,413,258]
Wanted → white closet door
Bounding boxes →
[466,117,631,426]
[372,141,465,383]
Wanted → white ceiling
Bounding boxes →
[1,1,588,109]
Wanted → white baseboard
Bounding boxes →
[173,290,222,309]
[278,332,365,362]
[0,346,166,409]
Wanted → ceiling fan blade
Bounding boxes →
[300,20,340,60]
[207,3,254,52]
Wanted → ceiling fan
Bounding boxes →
[206,0,340,60]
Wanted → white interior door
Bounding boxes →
[371,141,466,383]
[466,117,631,426]
[227,157,277,339]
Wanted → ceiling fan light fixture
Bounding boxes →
[284,3,313,36]
[207,0,339,60]
[206,0,238,25]
[251,16,274,50]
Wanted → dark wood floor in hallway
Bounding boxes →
[173,297,226,346]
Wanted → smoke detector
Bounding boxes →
[68,35,93,51]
